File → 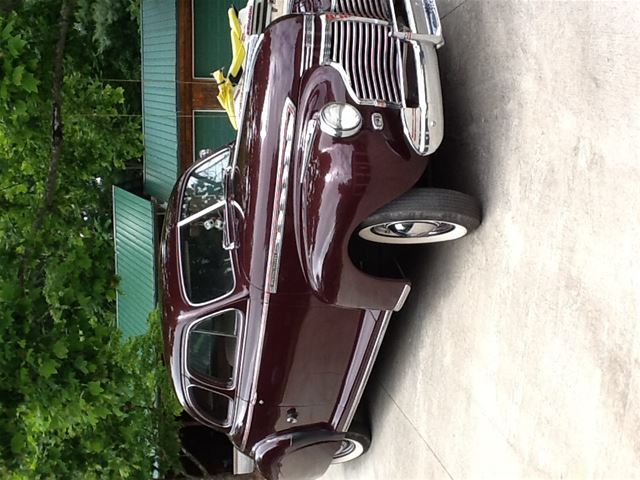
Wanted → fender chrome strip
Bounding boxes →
[265,97,296,294]
[300,117,318,184]
[242,99,297,448]
[241,292,270,450]
[340,309,393,431]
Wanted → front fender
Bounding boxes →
[253,426,344,480]
[292,66,427,311]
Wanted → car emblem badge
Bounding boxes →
[371,113,384,131]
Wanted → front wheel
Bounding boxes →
[357,188,481,244]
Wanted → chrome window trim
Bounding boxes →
[186,385,235,428]
[177,201,237,307]
[183,308,244,391]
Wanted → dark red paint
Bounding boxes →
[160,14,429,480]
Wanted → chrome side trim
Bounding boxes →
[242,294,270,449]
[233,448,255,475]
[342,310,393,431]
[265,98,296,293]
[393,283,411,311]
[300,117,318,183]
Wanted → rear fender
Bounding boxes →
[253,426,344,480]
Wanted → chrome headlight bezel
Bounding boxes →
[319,102,362,138]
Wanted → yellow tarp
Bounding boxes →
[212,7,246,130]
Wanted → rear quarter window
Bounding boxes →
[187,310,239,386]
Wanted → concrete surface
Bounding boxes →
[323,1,640,479]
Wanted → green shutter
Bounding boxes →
[193,0,249,78]
[141,0,178,202]
[113,187,156,338]
[194,111,237,158]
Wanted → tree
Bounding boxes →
[0,2,181,478]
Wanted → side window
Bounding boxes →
[181,149,230,220]
[189,386,231,426]
[180,206,234,304]
[187,310,239,385]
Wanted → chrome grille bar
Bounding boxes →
[335,0,392,21]
[328,19,402,105]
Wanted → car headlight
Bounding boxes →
[319,102,362,138]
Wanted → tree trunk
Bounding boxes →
[32,0,76,231]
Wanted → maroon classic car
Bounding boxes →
[160,1,480,478]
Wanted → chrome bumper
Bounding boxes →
[394,0,444,155]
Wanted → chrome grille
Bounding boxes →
[333,0,392,21]
[329,20,403,105]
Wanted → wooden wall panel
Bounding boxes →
[177,0,222,173]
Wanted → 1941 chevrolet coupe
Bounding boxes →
[160,1,481,478]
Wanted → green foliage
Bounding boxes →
[0,13,40,122]
[127,308,184,477]
[0,3,182,479]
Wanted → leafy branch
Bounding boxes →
[33,0,76,231]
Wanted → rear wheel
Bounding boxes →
[332,423,371,464]
[357,188,481,244]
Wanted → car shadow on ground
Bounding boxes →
[357,53,492,429]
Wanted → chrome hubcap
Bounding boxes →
[370,220,455,239]
[334,440,356,459]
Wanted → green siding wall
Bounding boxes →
[193,0,249,78]
[142,0,178,202]
[194,111,237,157]
[113,188,156,338]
